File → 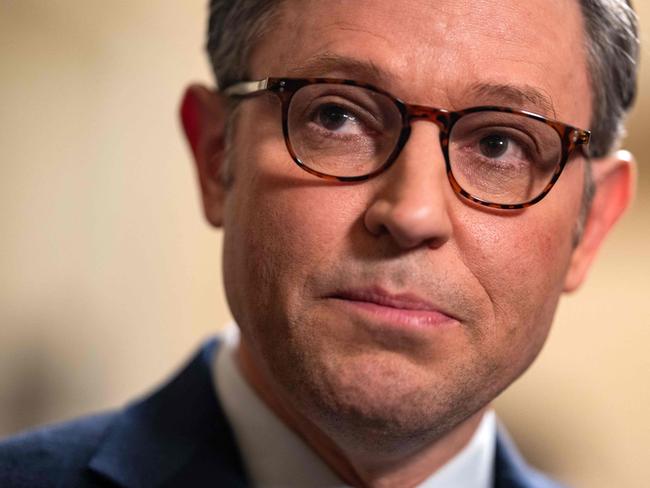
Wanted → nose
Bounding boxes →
[363,123,453,250]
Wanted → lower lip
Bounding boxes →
[331,298,457,330]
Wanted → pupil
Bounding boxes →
[480,135,508,158]
[318,105,349,130]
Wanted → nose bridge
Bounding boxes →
[392,119,448,193]
[363,112,453,250]
[386,102,454,207]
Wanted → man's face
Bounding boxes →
[219,0,591,445]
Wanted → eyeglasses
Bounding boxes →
[223,77,591,209]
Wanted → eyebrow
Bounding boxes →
[284,53,557,117]
[286,52,390,84]
[465,82,557,118]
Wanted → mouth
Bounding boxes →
[327,287,458,330]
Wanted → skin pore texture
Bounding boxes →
[181,0,635,486]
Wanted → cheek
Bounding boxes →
[456,203,577,365]
[221,121,363,322]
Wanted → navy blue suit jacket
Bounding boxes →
[0,339,565,487]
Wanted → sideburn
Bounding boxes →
[573,159,595,247]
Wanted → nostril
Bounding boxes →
[364,199,392,236]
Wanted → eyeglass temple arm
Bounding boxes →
[572,129,592,158]
[222,79,269,97]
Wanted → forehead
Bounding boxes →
[249,0,592,126]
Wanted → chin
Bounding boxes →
[278,340,503,451]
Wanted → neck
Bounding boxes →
[237,340,489,488]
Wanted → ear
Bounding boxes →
[563,150,636,292]
[180,84,229,227]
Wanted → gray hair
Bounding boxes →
[207,0,280,92]
[206,0,640,158]
[581,0,639,157]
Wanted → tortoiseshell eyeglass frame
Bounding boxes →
[223,77,591,210]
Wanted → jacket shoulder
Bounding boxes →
[0,412,116,488]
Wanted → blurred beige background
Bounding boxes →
[0,1,648,487]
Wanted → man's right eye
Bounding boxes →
[479,134,510,159]
[313,104,360,133]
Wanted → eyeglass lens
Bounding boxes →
[286,83,563,205]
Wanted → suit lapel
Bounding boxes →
[87,339,249,487]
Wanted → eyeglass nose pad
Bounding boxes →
[405,104,451,130]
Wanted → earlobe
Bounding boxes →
[180,84,229,228]
[563,151,636,292]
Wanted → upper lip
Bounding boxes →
[330,287,455,317]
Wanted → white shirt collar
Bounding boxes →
[214,324,496,488]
